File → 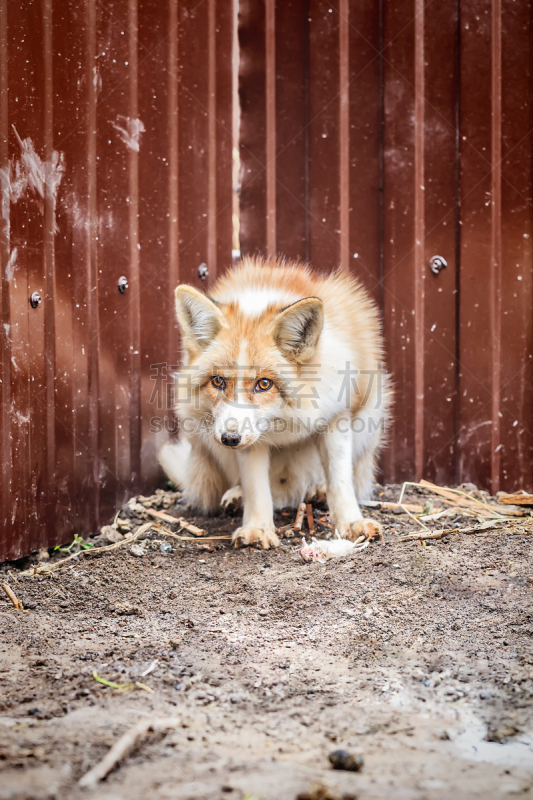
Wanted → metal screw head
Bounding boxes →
[118,276,129,294]
[30,291,41,308]
[198,263,208,281]
[429,255,447,275]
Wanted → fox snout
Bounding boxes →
[220,431,241,447]
[213,410,264,449]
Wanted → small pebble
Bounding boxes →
[130,544,146,557]
[160,542,172,554]
[328,750,364,772]
[101,525,123,543]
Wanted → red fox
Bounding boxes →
[159,256,391,549]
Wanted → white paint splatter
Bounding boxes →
[1,126,65,235]
[10,127,65,201]
[5,247,17,282]
[93,66,102,95]
[61,190,88,232]
[111,115,145,151]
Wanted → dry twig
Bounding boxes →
[78,717,180,788]
[397,481,526,535]
[294,503,306,533]
[419,479,526,518]
[399,520,507,541]
[276,523,295,537]
[306,504,315,535]
[1,583,22,610]
[498,491,533,506]
[362,500,428,513]
[143,507,205,536]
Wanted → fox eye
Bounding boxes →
[255,378,273,393]
[211,376,226,390]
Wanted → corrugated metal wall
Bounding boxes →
[0,0,233,560]
[239,0,533,493]
[1,0,533,561]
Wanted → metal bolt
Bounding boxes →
[29,292,41,308]
[118,276,129,294]
[198,263,208,281]
[429,255,447,275]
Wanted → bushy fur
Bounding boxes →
[159,256,392,549]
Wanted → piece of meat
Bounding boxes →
[298,535,369,563]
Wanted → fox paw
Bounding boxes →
[337,518,383,543]
[221,486,243,515]
[232,526,280,550]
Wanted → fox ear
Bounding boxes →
[175,285,227,352]
[271,297,324,362]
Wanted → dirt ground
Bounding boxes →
[1,484,532,800]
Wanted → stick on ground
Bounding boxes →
[1,583,22,610]
[399,520,507,541]
[306,504,315,535]
[294,503,306,533]
[498,491,533,506]
[78,716,181,788]
[143,507,205,536]
[362,500,429,513]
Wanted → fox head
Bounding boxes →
[173,285,324,449]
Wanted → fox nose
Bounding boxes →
[221,432,241,447]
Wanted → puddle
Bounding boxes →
[452,713,533,769]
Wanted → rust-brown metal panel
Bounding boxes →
[168,0,179,354]
[420,0,459,486]
[85,0,101,534]
[126,0,142,497]
[0,0,235,561]
[214,0,234,277]
[178,0,210,287]
[94,0,133,518]
[458,0,501,491]
[238,0,268,255]
[0,0,8,560]
[137,0,176,480]
[307,0,341,269]
[273,0,308,261]
[381,0,419,483]
[498,0,533,491]
[239,0,311,262]
[50,0,79,542]
[381,0,458,486]
[53,0,99,536]
[7,0,47,556]
[347,1,381,302]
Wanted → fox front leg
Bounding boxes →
[318,417,382,542]
[232,444,279,550]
